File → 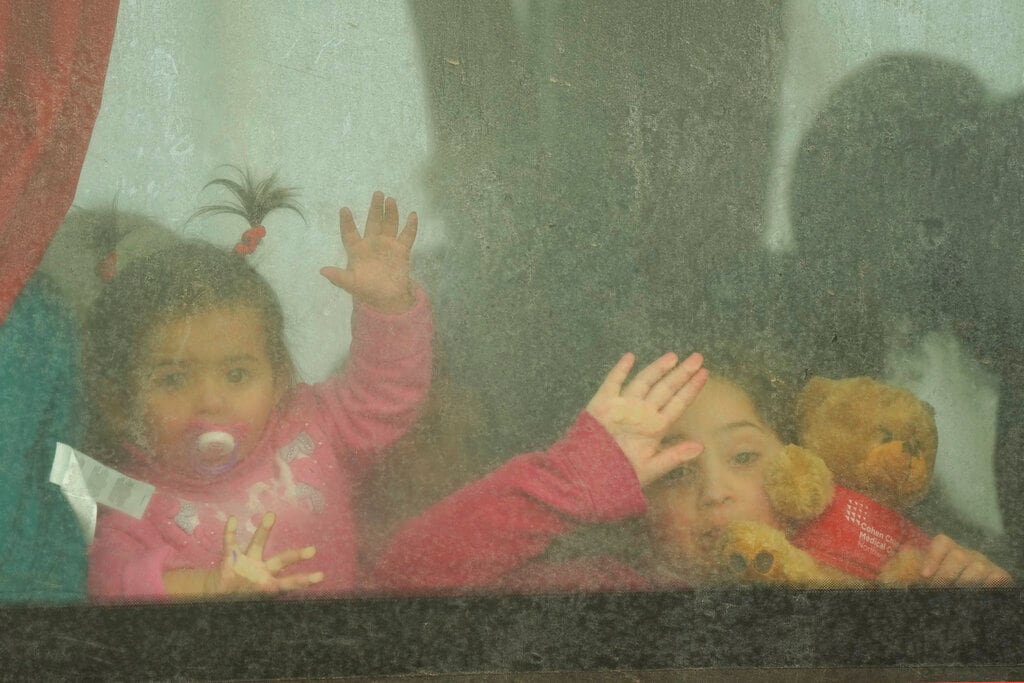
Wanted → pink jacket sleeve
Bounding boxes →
[87,511,178,601]
[310,286,433,474]
[371,411,647,593]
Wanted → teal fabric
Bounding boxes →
[0,274,86,602]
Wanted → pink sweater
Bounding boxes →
[87,289,432,601]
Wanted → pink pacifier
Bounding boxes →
[185,421,247,478]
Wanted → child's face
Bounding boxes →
[645,377,785,584]
[132,306,283,476]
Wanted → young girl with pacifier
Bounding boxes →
[84,181,432,601]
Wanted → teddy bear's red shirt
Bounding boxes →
[791,485,931,580]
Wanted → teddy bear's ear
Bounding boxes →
[798,376,833,419]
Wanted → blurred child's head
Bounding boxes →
[38,207,179,325]
[644,353,800,585]
[84,240,295,475]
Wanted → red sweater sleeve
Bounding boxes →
[311,286,433,475]
[371,411,647,593]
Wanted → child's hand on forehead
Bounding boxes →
[586,352,708,487]
[320,191,418,314]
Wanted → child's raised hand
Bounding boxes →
[320,191,418,314]
[919,534,1013,587]
[208,513,324,596]
[586,352,709,487]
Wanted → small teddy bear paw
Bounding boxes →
[728,548,775,575]
[719,520,791,584]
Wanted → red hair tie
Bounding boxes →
[234,225,266,255]
[192,166,304,257]
[96,250,118,282]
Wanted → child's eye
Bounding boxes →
[733,451,759,465]
[662,463,695,483]
[155,372,187,390]
[226,368,250,384]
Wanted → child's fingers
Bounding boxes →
[381,196,400,236]
[660,367,709,422]
[265,546,317,574]
[245,512,276,559]
[952,554,1012,587]
[622,352,678,400]
[646,352,705,410]
[364,191,385,237]
[221,516,239,558]
[338,207,361,250]
[319,266,355,293]
[640,440,704,487]
[927,547,973,586]
[987,568,1014,587]
[951,559,985,586]
[276,571,325,592]
[928,564,962,587]
[919,533,955,579]
[397,211,418,250]
[954,557,1000,586]
[592,353,636,402]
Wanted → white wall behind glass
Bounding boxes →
[72,0,440,382]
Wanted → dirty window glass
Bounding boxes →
[26,0,1024,609]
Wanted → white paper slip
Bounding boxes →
[50,442,155,544]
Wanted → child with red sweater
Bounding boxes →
[373,355,1010,592]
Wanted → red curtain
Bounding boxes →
[0,0,119,325]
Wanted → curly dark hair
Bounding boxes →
[82,239,295,464]
[696,341,803,446]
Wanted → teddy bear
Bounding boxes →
[719,376,938,587]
